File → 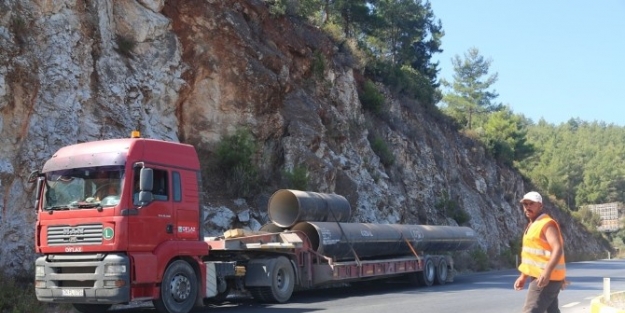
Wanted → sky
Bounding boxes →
[429,0,625,126]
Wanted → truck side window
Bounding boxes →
[172,172,181,202]
[153,169,169,201]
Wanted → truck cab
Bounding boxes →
[33,133,208,313]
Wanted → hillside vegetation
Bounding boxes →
[258,2,625,253]
[270,0,625,213]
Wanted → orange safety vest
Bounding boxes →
[518,214,566,281]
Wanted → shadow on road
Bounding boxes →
[108,281,442,313]
[110,300,325,313]
[108,260,625,312]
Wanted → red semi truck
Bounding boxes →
[31,132,476,313]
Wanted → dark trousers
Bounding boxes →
[522,278,564,313]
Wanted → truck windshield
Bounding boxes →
[43,166,125,210]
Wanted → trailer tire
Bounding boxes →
[153,260,198,313]
[72,304,112,313]
[417,257,435,287]
[435,258,448,285]
[249,256,295,303]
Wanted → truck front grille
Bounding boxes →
[47,224,103,246]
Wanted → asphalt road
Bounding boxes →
[109,259,625,313]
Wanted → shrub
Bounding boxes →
[499,238,522,268]
[365,60,439,105]
[452,208,471,225]
[216,128,259,197]
[435,191,471,225]
[226,164,258,198]
[368,135,394,167]
[311,50,326,80]
[216,128,256,171]
[115,35,135,58]
[469,248,490,272]
[282,166,309,190]
[265,0,287,16]
[359,80,385,115]
[11,16,28,46]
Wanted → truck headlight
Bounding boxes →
[36,265,45,277]
[104,264,127,276]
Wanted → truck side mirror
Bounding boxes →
[34,177,44,210]
[136,168,154,207]
[137,191,153,206]
[140,168,153,191]
[29,169,45,211]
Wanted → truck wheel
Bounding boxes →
[249,256,295,303]
[417,257,435,287]
[153,260,198,313]
[72,304,112,313]
[435,258,448,285]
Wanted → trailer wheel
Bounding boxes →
[72,304,112,313]
[417,257,435,287]
[153,260,198,313]
[249,256,295,303]
[435,258,448,285]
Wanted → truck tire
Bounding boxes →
[72,303,112,313]
[153,260,198,313]
[249,256,295,303]
[416,257,435,287]
[435,258,448,285]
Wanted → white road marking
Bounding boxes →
[562,302,580,308]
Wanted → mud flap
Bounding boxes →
[245,258,278,287]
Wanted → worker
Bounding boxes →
[92,171,120,202]
[514,191,566,313]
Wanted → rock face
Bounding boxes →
[0,0,608,276]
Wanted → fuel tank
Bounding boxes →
[268,189,351,228]
[291,221,476,261]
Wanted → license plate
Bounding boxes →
[61,289,84,297]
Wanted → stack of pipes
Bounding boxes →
[261,189,476,260]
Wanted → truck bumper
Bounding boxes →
[35,253,130,304]
[35,285,129,303]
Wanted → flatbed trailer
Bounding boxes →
[201,228,453,304]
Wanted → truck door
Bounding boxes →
[172,171,201,241]
[127,167,174,251]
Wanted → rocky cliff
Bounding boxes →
[0,0,608,276]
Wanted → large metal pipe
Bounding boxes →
[291,221,476,261]
[259,222,285,233]
[268,189,351,228]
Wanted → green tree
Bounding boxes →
[372,0,443,83]
[440,47,501,129]
[519,119,625,209]
[482,107,534,165]
[298,0,373,36]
